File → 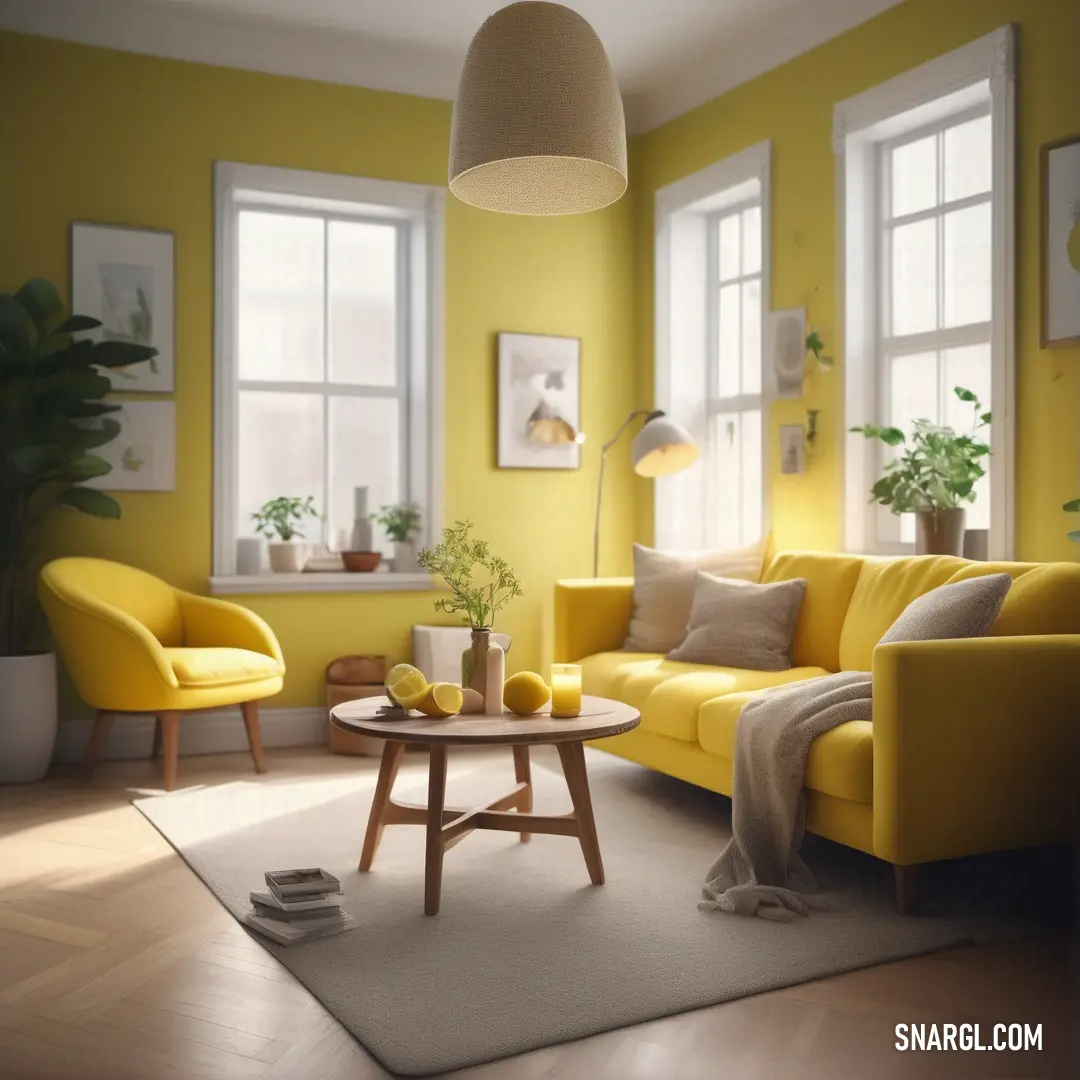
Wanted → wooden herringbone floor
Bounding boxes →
[0,746,1074,1080]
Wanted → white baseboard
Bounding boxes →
[53,706,328,764]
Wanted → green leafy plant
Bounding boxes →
[372,502,422,544]
[806,329,834,371]
[251,496,321,542]
[851,387,991,514]
[1,278,157,655]
[1064,498,1080,543]
[418,520,522,629]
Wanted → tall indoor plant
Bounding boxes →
[1,278,156,782]
[852,387,991,556]
[418,520,522,712]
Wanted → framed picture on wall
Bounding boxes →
[497,332,581,469]
[1041,134,1080,348]
[82,401,176,492]
[71,222,175,391]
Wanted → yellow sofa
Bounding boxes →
[554,551,1080,911]
[40,557,285,790]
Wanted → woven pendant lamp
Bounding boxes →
[449,2,627,215]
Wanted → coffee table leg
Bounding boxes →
[358,740,405,871]
[557,740,605,885]
[425,744,448,916]
[512,744,532,843]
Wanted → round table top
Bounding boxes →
[330,694,640,746]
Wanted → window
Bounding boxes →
[212,163,444,591]
[837,27,1015,557]
[654,142,771,551]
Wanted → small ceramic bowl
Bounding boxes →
[342,551,382,572]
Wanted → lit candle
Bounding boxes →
[550,663,582,718]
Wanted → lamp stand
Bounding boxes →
[593,410,663,578]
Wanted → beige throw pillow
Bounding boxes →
[879,573,1012,645]
[624,541,765,654]
[667,573,807,671]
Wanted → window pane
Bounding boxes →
[891,135,937,218]
[718,213,740,281]
[944,344,991,532]
[741,278,761,395]
[710,410,761,550]
[238,391,324,540]
[328,396,401,556]
[328,221,397,386]
[944,115,991,202]
[717,283,740,397]
[741,205,761,275]
[891,217,938,335]
[739,408,762,546]
[238,212,324,382]
[889,350,938,433]
[943,202,991,328]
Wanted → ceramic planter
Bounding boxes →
[267,541,308,573]
[0,653,58,784]
[393,539,420,574]
[915,508,966,556]
[461,628,505,714]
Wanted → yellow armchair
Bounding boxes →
[39,557,285,790]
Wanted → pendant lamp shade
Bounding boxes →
[449,2,627,215]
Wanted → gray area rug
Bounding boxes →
[135,750,1026,1076]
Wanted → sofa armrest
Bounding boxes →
[554,578,634,662]
[178,592,285,666]
[872,635,1080,865]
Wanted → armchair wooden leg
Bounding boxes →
[894,863,920,915]
[83,710,114,779]
[159,711,182,792]
[240,701,267,775]
[150,716,162,772]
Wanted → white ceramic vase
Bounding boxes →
[393,539,420,574]
[267,541,308,573]
[0,653,58,784]
[236,536,265,575]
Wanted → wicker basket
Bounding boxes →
[326,655,389,757]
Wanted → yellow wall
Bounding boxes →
[0,32,637,710]
[632,0,1080,560]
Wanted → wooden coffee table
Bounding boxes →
[330,695,640,914]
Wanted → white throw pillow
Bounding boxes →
[623,541,765,653]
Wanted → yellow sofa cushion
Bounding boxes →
[698,691,874,803]
[762,551,863,671]
[164,647,284,687]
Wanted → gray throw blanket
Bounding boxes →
[701,671,872,919]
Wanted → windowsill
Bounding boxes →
[209,572,440,595]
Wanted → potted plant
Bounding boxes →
[251,496,321,572]
[373,502,423,573]
[1,278,156,782]
[418,520,522,712]
[852,386,991,556]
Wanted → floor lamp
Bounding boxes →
[593,410,699,577]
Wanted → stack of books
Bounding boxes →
[243,868,355,946]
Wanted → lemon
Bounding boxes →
[417,682,464,718]
[503,671,551,717]
[385,663,429,709]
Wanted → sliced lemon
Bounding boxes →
[503,671,550,716]
[417,682,464,718]
[385,663,429,709]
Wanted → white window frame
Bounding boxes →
[835,25,1015,559]
[211,162,445,594]
[654,140,772,551]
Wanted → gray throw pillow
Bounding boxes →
[667,573,807,671]
[879,573,1012,645]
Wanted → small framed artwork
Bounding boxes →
[1041,135,1080,347]
[84,401,176,492]
[778,424,807,475]
[71,222,175,391]
[766,307,806,400]
[497,332,581,469]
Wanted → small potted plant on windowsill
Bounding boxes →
[252,496,321,573]
[852,386,991,557]
[373,502,423,573]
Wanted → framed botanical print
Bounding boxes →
[1041,134,1080,348]
[71,222,175,390]
[83,401,176,492]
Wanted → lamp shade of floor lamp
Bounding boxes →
[449,2,627,215]
[593,410,698,577]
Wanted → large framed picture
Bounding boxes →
[83,401,176,492]
[1041,134,1080,348]
[71,222,175,390]
[497,332,581,470]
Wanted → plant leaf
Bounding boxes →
[1064,499,1080,513]
[14,278,64,337]
[1068,530,1080,543]
[58,486,121,518]
[56,314,102,333]
[89,340,159,369]
[954,386,977,402]
[74,418,122,450]
[65,453,112,480]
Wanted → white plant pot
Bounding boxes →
[393,539,420,574]
[268,541,308,573]
[0,653,58,784]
